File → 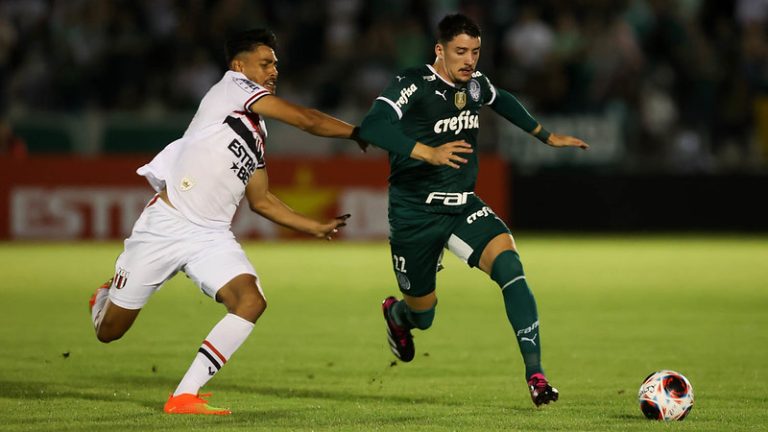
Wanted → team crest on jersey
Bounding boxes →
[468,79,481,102]
[180,177,194,191]
[454,91,467,109]
[114,268,129,289]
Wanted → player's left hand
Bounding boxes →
[318,214,351,240]
[547,133,589,150]
[351,126,370,152]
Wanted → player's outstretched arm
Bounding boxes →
[531,125,589,150]
[248,95,368,151]
[544,132,589,150]
[491,88,589,150]
[245,169,350,240]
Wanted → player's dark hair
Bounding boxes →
[437,14,481,44]
[225,28,277,65]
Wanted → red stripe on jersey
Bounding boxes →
[203,340,227,364]
[243,89,270,111]
[146,194,159,208]
[234,110,266,145]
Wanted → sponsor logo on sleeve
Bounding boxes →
[233,77,261,94]
[395,83,418,109]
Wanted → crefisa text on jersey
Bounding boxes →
[395,84,418,109]
[433,110,479,135]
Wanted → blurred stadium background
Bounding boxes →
[2,0,768,240]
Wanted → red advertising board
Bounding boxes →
[0,156,508,240]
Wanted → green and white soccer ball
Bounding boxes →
[638,370,694,421]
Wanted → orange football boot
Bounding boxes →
[163,393,231,415]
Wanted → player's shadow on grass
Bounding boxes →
[0,379,160,410]
[105,374,533,412]
[1,377,532,428]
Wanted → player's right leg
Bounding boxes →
[382,291,437,362]
[165,239,263,415]
[383,217,446,362]
[163,273,262,415]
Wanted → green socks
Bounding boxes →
[490,250,543,379]
[390,299,436,330]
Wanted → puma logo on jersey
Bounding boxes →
[425,191,474,206]
[435,90,447,101]
[520,334,538,346]
[433,110,479,135]
[395,84,418,108]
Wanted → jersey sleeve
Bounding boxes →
[490,88,539,133]
[359,100,417,157]
[225,72,272,112]
[375,71,426,119]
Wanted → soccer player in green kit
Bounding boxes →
[358,13,588,406]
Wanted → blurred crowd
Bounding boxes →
[1,0,767,171]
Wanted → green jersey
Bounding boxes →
[375,64,497,214]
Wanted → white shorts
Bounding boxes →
[109,195,258,310]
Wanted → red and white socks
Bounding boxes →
[90,287,110,329]
[173,313,255,396]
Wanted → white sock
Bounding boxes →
[91,288,110,329]
[173,313,255,396]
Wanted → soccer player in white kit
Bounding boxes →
[87,29,363,415]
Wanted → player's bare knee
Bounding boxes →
[235,291,267,323]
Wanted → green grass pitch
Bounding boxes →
[0,235,766,431]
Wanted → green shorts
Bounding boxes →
[388,194,511,297]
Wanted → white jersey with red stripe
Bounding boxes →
[137,71,270,229]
